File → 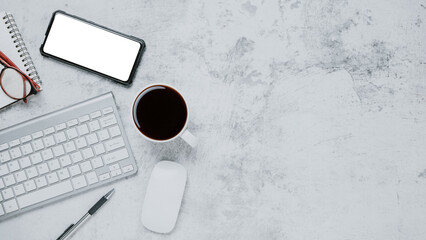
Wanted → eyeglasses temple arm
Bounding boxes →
[0,51,18,68]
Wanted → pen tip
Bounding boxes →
[105,189,115,199]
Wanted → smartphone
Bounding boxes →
[41,11,145,84]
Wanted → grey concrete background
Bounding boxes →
[1,0,426,239]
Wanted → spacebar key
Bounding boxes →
[17,180,74,209]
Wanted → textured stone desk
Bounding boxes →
[1,0,425,239]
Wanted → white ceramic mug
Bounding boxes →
[132,84,197,147]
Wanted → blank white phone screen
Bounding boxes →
[42,13,141,82]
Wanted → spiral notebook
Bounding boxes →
[0,11,42,109]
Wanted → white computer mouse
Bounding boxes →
[141,161,187,234]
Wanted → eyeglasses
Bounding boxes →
[0,51,41,103]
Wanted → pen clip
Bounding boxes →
[56,224,74,240]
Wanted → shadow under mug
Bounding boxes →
[132,84,197,147]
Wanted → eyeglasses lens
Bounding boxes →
[1,68,31,99]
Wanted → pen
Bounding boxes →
[56,189,115,240]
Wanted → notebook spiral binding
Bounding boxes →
[2,13,41,86]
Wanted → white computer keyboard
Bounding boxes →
[0,92,137,221]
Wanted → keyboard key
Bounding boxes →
[98,129,109,141]
[32,139,44,151]
[59,155,72,167]
[108,126,121,138]
[0,151,11,163]
[19,156,31,168]
[82,148,94,159]
[32,131,43,139]
[25,167,38,179]
[104,137,125,152]
[13,184,25,196]
[88,120,100,132]
[17,180,73,209]
[86,172,98,185]
[90,111,101,119]
[35,176,47,188]
[41,149,54,161]
[0,178,4,189]
[79,115,90,123]
[24,179,36,192]
[8,160,20,172]
[3,199,18,213]
[54,132,67,144]
[64,141,76,153]
[93,143,105,155]
[37,163,49,175]
[99,173,110,181]
[69,165,81,176]
[52,145,65,157]
[102,107,113,115]
[66,128,78,140]
[80,161,92,173]
[109,163,120,171]
[75,137,88,149]
[0,143,8,151]
[91,157,103,169]
[55,123,66,131]
[58,169,70,180]
[103,148,129,165]
[3,175,16,187]
[10,147,22,159]
[46,172,59,184]
[70,152,83,163]
[2,188,14,200]
[72,175,87,189]
[15,170,27,183]
[48,159,60,171]
[20,143,33,155]
[111,169,122,177]
[9,139,20,147]
[0,165,9,177]
[43,127,55,135]
[86,133,98,145]
[67,119,78,127]
[99,115,117,128]
[122,165,134,173]
[20,135,32,143]
[30,152,42,164]
[43,135,56,148]
[0,204,3,215]
[77,124,89,136]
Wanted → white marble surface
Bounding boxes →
[1,0,426,239]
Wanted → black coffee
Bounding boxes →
[133,85,187,140]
